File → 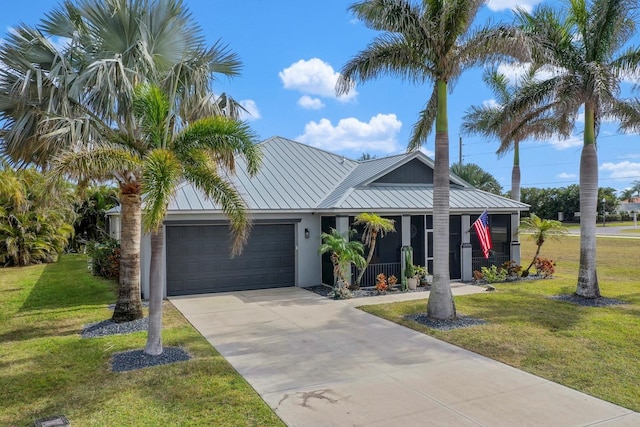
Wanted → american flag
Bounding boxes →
[473,211,492,259]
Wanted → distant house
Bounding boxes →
[619,198,640,212]
[109,136,529,297]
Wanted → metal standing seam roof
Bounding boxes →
[166,136,529,213]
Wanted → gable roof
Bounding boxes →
[167,136,528,213]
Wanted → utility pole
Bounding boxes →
[459,136,462,165]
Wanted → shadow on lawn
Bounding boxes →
[462,286,588,332]
[18,256,115,313]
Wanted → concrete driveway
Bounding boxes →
[171,286,639,426]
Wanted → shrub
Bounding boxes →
[480,265,507,283]
[375,273,388,294]
[86,238,120,280]
[388,274,398,287]
[473,270,484,283]
[534,257,555,277]
[501,260,522,278]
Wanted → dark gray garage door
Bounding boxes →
[166,223,295,296]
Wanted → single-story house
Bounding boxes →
[108,136,529,298]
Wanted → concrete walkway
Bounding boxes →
[567,225,640,239]
[171,286,639,426]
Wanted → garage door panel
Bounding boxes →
[166,224,295,296]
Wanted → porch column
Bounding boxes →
[461,214,473,281]
[510,212,521,265]
[401,215,411,247]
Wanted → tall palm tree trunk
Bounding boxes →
[427,80,456,320]
[576,107,600,298]
[112,182,144,322]
[145,227,164,355]
[511,140,521,202]
[355,231,378,287]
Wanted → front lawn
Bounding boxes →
[360,236,640,412]
[0,255,284,427]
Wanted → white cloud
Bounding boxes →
[496,62,563,85]
[297,95,325,110]
[557,172,577,179]
[486,0,541,12]
[279,58,357,102]
[482,98,500,108]
[239,99,261,121]
[545,134,582,150]
[600,161,640,179]
[297,113,402,154]
[621,69,640,84]
[419,146,435,158]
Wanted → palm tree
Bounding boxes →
[134,84,260,356]
[519,213,568,276]
[632,181,640,198]
[319,228,366,290]
[0,0,243,321]
[514,0,640,298]
[450,162,503,195]
[619,188,635,203]
[0,167,75,266]
[352,213,395,288]
[461,68,568,202]
[337,0,528,319]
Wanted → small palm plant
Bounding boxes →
[519,213,568,276]
[319,228,365,296]
[352,212,395,288]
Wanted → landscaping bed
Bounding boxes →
[305,283,430,298]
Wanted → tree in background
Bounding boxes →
[0,166,75,266]
[357,153,377,161]
[352,213,395,288]
[514,0,640,298]
[337,0,528,319]
[462,67,568,202]
[450,162,503,195]
[72,186,119,250]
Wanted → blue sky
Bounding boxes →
[2,0,640,194]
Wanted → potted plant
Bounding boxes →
[414,265,427,286]
[404,251,418,290]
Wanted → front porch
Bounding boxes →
[322,212,521,287]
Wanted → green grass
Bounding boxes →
[360,237,640,412]
[0,255,284,427]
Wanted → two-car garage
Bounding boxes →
[165,222,296,296]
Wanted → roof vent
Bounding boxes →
[340,156,345,164]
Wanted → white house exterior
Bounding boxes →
[109,136,529,298]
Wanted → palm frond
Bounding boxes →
[175,116,261,176]
[50,143,141,183]
[141,148,182,232]
[183,161,249,256]
[407,83,438,151]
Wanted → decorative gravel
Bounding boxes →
[305,284,430,299]
[407,313,487,331]
[550,294,628,307]
[111,347,191,372]
[81,317,148,338]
